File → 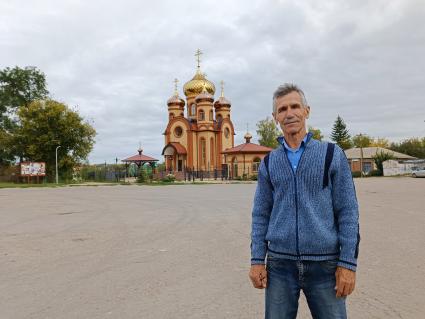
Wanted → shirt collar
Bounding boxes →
[277,132,311,151]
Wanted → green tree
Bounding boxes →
[0,66,49,111]
[308,126,323,141]
[390,137,425,158]
[370,137,390,148]
[256,117,280,148]
[0,66,49,164]
[330,115,352,150]
[12,100,96,180]
[0,128,14,165]
[372,150,394,176]
[352,133,372,148]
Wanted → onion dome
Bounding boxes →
[167,78,185,107]
[195,82,214,102]
[214,80,231,108]
[167,94,185,106]
[183,69,215,96]
[183,49,215,96]
[244,132,252,143]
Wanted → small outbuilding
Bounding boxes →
[221,132,273,179]
[344,147,416,174]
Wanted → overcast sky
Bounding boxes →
[1,0,424,163]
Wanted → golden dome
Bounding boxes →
[183,69,215,97]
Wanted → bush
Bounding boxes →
[352,171,361,178]
[137,168,148,183]
[250,174,258,181]
[368,170,382,176]
[161,173,175,183]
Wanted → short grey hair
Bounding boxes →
[272,83,308,114]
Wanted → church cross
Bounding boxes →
[195,49,203,68]
[174,78,179,95]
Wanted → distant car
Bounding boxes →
[412,167,425,178]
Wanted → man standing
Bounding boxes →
[249,84,360,318]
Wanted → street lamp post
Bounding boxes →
[55,145,61,184]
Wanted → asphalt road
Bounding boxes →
[0,177,424,318]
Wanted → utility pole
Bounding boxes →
[359,133,364,178]
[115,157,119,182]
[55,145,61,184]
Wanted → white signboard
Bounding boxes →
[20,162,46,176]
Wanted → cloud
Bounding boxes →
[1,0,424,162]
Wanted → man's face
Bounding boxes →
[273,91,310,136]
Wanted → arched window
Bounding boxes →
[210,137,214,168]
[216,114,223,122]
[200,138,206,167]
[209,110,213,121]
[252,157,261,172]
[191,104,196,116]
[169,113,174,120]
[199,109,205,121]
[227,114,230,118]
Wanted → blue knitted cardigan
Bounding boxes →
[251,133,360,271]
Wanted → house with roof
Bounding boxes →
[344,147,416,174]
[222,132,273,179]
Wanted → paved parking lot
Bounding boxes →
[0,177,424,318]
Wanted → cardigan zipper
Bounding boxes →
[281,133,313,259]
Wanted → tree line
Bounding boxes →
[0,66,96,181]
[256,115,425,159]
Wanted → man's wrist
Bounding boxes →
[337,259,357,272]
[251,258,265,265]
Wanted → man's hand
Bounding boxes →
[249,264,267,289]
[335,266,356,298]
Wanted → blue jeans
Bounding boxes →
[266,254,347,319]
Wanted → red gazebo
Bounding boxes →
[122,148,159,172]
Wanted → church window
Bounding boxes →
[191,104,196,116]
[180,112,184,117]
[199,110,205,121]
[200,138,206,167]
[224,127,230,138]
[252,157,261,172]
[210,137,214,167]
[209,110,213,121]
[174,126,183,137]
[227,114,230,119]
[169,113,174,120]
[217,114,223,122]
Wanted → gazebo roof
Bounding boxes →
[122,148,159,163]
[222,142,273,154]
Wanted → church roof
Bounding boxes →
[222,142,273,154]
[167,94,185,106]
[162,142,187,155]
[214,96,231,107]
